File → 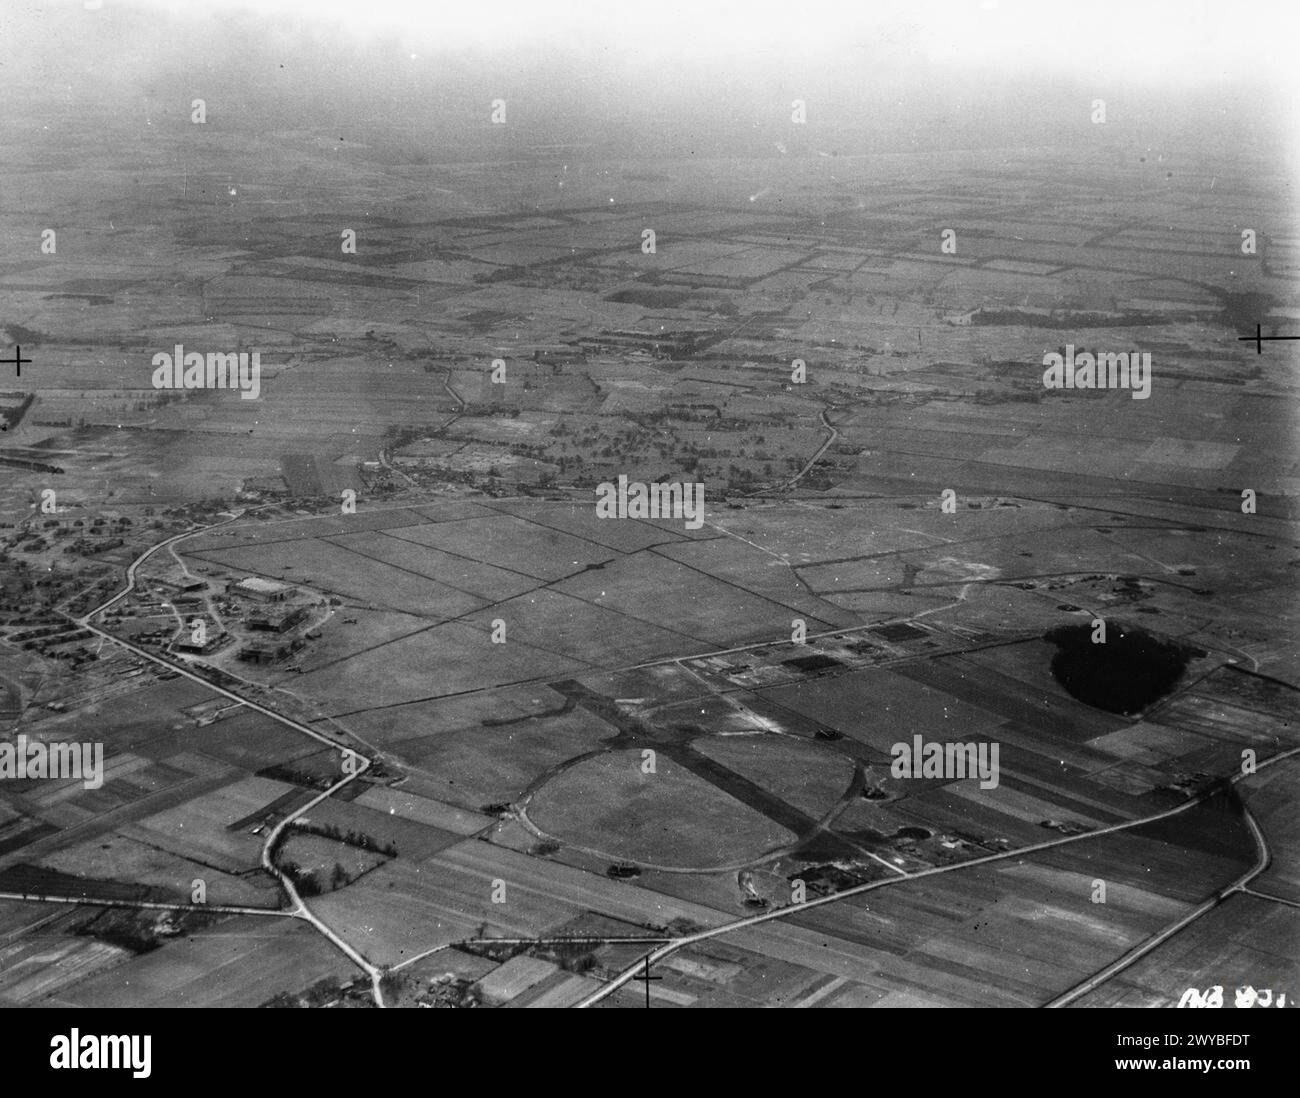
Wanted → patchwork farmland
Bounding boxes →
[0,0,1295,1031]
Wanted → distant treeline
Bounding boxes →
[0,454,62,474]
[971,308,1169,328]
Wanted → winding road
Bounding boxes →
[64,514,390,1004]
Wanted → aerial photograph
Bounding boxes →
[0,0,1296,1042]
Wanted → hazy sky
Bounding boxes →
[3,1,1294,159]
[108,0,1297,86]
[8,0,1297,83]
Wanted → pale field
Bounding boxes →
[529,749,795,869]
[55,917,356,1008]
[39,832,274,907]
[291,617,587,715]
[694,734,856,820]
[346,700,617,809]
[125,776,300,874]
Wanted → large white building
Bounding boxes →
[226,576,295,603]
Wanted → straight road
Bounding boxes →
[576,745,1300,1008]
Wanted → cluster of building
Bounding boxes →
[223,577,315,664]
[157,576,318,666]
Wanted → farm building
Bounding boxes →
[238,634,306,664]
[244,605,309,633]
[226,576,295,603]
